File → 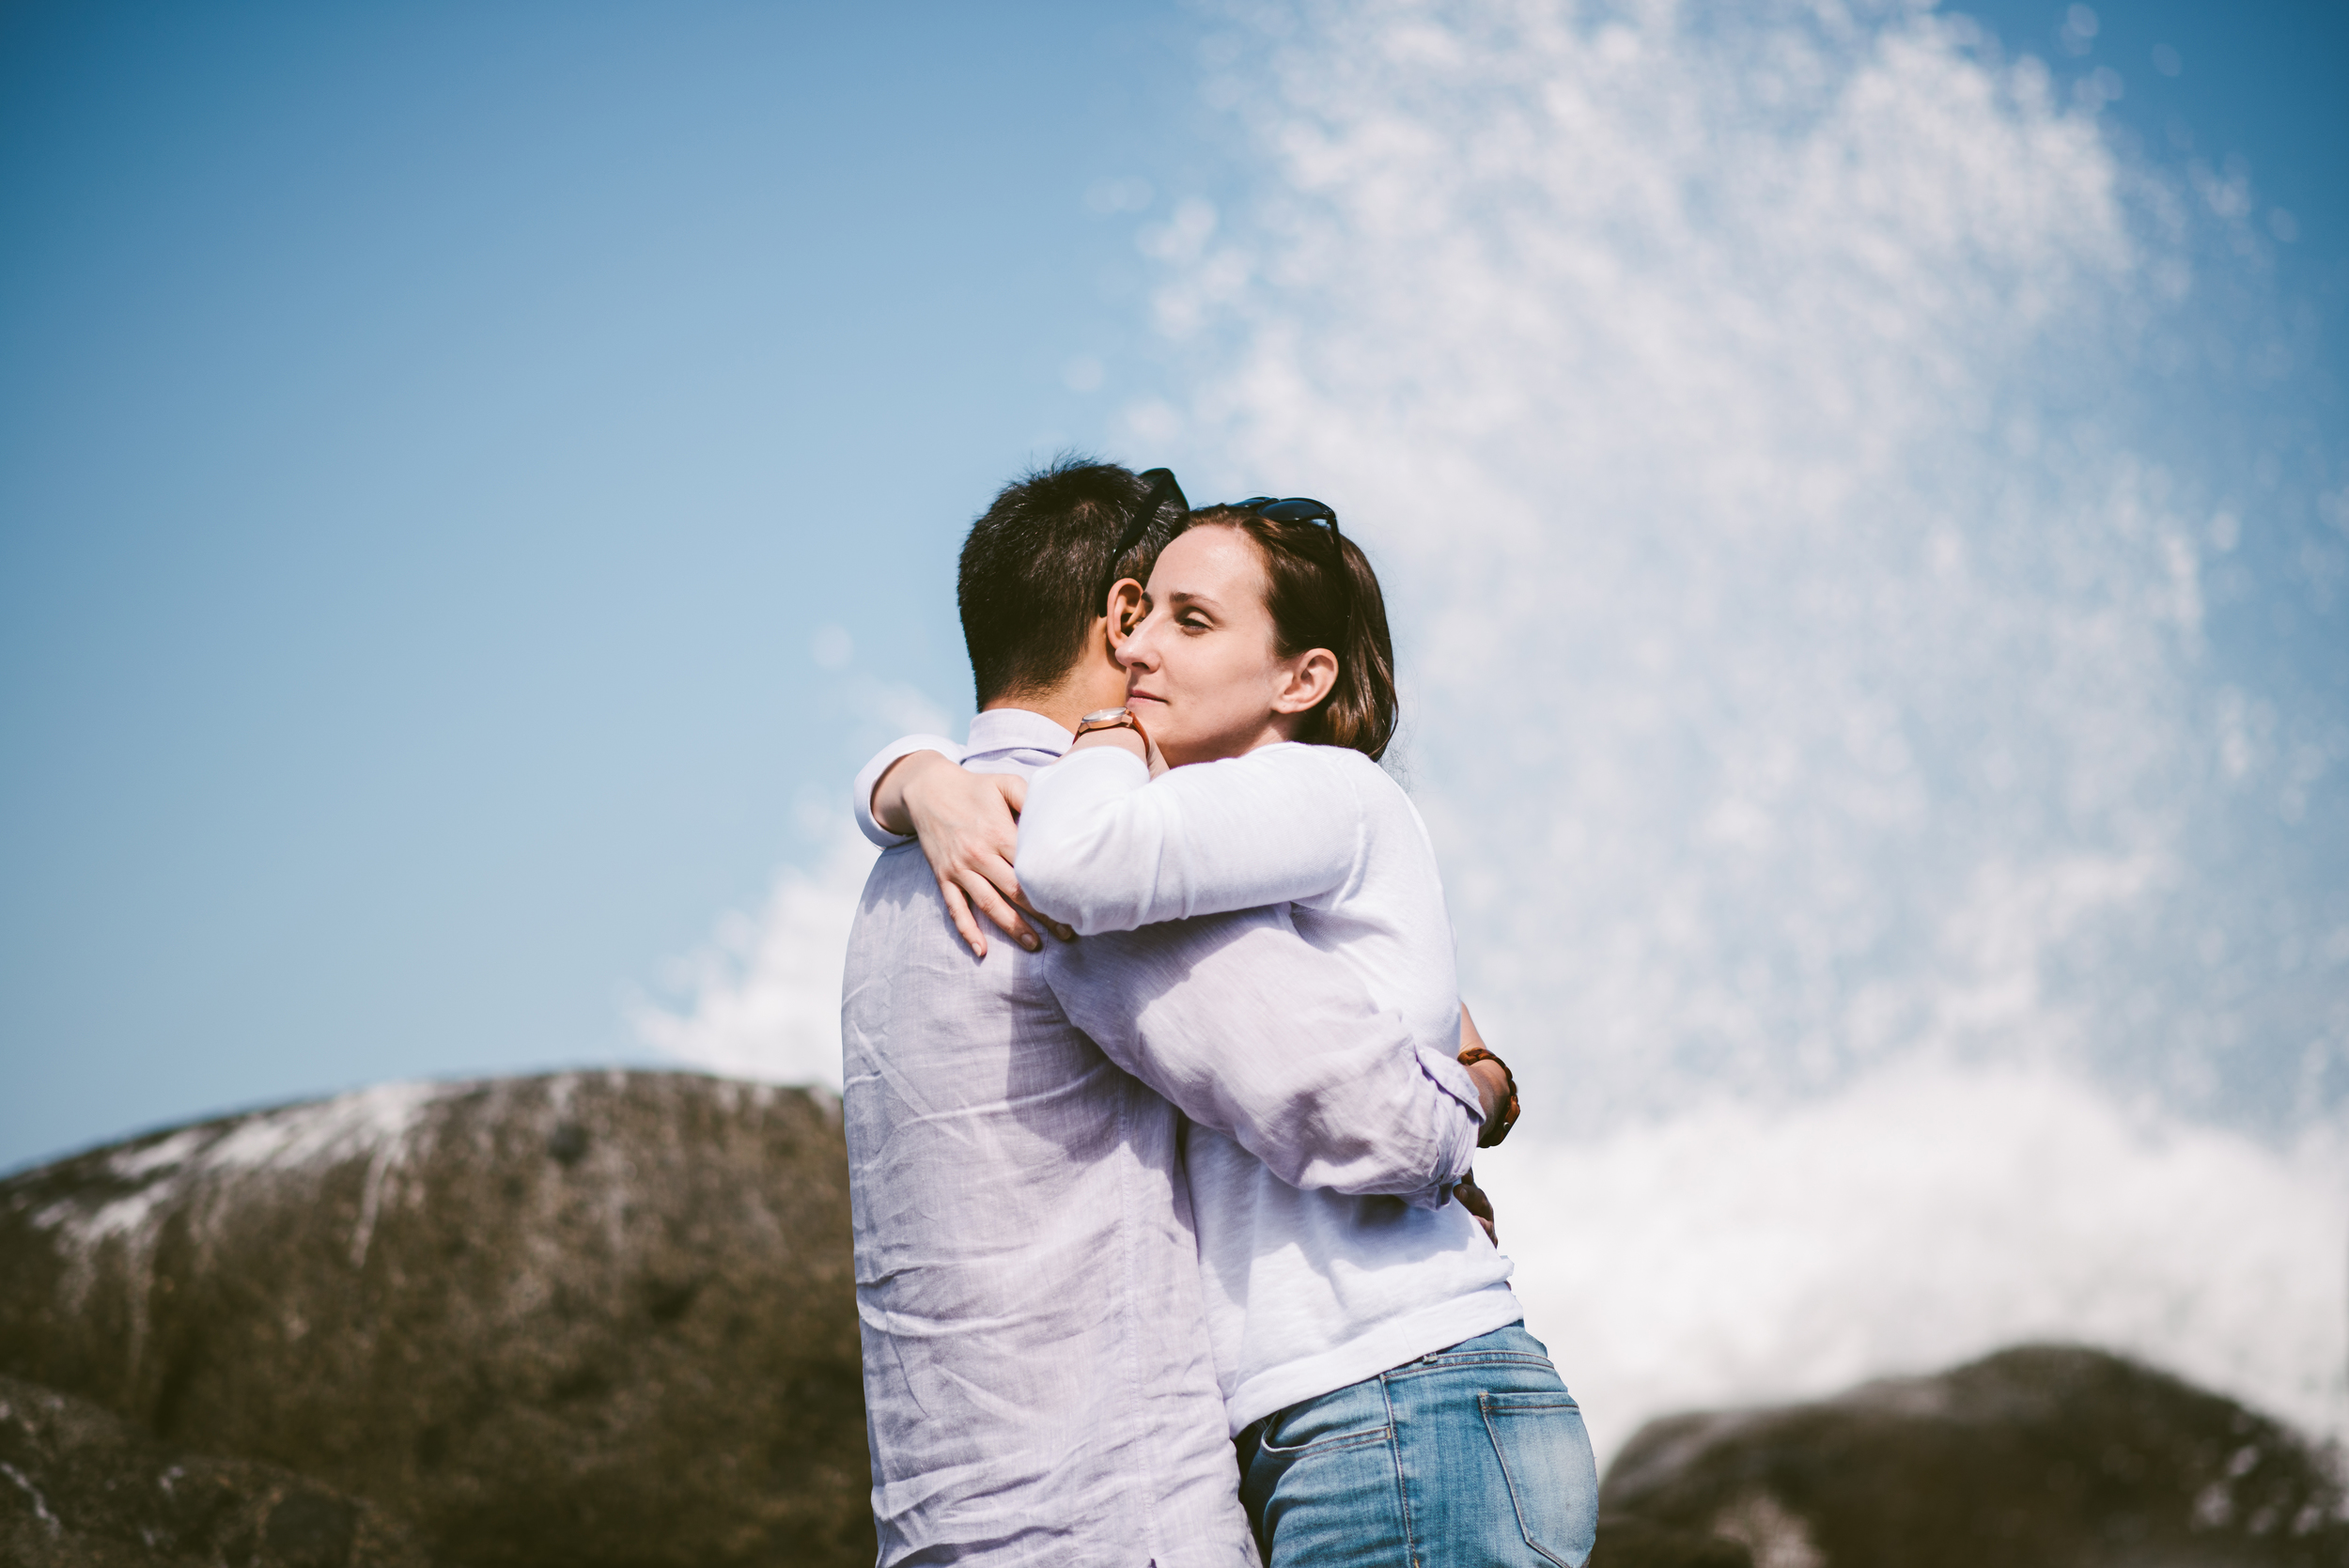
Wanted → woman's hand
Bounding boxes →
[872,752,1073,957]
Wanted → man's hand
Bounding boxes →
[872,752,1072,957]
[1455,1171,1498,1246]
[1458,1003,1511,1126]
[1454,1005,1508,1242]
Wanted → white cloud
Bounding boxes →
[630,827,877,1092]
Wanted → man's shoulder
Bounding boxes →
[846,844,1054,1000]
[853,839,937,909]
[846,844,939,950]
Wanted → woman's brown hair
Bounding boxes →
[1187,505,1399,761]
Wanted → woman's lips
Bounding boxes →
[1128,689,1169,706]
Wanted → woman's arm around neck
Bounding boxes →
[1017,742,1378,934]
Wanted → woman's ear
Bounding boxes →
[1270,648,1339,715]
[1106,579,1147,645]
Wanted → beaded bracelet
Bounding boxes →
[1456,1046,1519,1148]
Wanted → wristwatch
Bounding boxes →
[1457,1046,1519,1147]
[1073,706,1153,755]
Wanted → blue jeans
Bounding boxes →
[1235,1325,1599,1567]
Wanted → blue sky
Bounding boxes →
[5,0,2345,1174]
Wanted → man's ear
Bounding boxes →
[1105,579,1147,645]
[1270,648,1339,715]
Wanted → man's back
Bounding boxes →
[842,842,1253,1566]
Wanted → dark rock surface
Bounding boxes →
[11,1073,2344,1568]
[2,1373,428,1568]
[1599,1343,2349,1567]
[0,1072,869,1568]
[1591,1514,1754,1568]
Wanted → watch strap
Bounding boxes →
[1072,706,1153,758]
[1457,1046,1519,1148]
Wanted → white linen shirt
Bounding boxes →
[842,712,1485,1565]
[1017,742,1521,1432]
[851,708,1069,849]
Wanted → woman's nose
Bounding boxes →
[1118,622,1157,669]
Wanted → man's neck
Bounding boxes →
[982,687,1118,735]
[986,661,1128,735]
[984,619,1127,734]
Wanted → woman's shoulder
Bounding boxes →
[1221,740,1385,778]
[1222,742,1411,808]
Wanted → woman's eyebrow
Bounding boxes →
[1166,589,1221,612]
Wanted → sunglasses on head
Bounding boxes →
[1225,495,1347,571]
[1228,496,1339,528]
[1099,467,1191,605]
[1101,474,1348,606]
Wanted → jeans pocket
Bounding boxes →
[1480,1392,1600,1568]
[1255,1414,1391,1457]
[1256,1385,1392,1457]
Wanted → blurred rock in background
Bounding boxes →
[1590,1514,1754,1567]
[4,1074,2341,1567]
[0,1072,869,1568]
[1599,1343,2349,1568]
[1,1373,428,1568]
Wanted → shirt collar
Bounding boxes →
[967,706,1076,757]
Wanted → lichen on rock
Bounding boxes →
[0,1071,872,1568]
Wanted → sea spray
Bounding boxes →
[1129,0,2348,1448]
[1486,1060,2348,1459]
[1139,0,2344,1126]
[646,0,2349,1455]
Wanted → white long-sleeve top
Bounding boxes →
[1018,740,1521,1431]
[842,711,1486,1562]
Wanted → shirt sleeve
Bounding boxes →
[1043,906,1483,1206]
[1016,745,1365,933]
[850,735,965,849]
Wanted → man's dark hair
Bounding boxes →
[957,456,1181,707]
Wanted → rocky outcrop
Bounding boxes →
[0,1072,870,1568]
[10,1074,2345,1568]
[1591,1514,1754,1567]
[1,1373,428,1568]
[1599,1343,2349,1568]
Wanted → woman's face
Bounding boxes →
[1117,523,1334,767]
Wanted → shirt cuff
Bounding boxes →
[1398,1044,1486,1210]
[851,735,964,848]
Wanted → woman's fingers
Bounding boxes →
[957,865,1040,952]
[937,876,988,958]
[956,846,1038,948]
[1001,872,1074,942]
[978,775,1072,938]
[905,764,1056,950]
[941,850,1031,945]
